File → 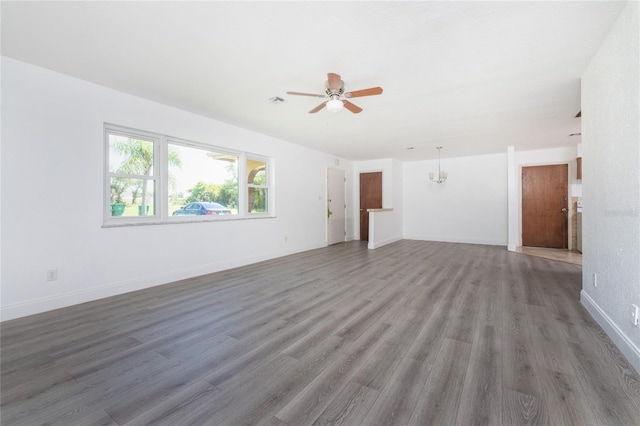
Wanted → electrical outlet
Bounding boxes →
[593,272,597,287]
[47,269,58,281]
[632,304,639,326]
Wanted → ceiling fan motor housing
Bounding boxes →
[325,80,344,97]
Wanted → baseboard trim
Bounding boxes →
[581,290,640,374]
[368,235,402,250]
[0,242,325,322]
[403,234,507,247]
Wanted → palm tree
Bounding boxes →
[111,138,181,213]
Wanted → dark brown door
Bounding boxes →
[360,172,382,241]
[522,164,568,248]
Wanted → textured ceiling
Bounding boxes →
[1,1,626,161]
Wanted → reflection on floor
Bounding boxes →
[515,246,582,266]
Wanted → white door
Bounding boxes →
[327,168,346,245]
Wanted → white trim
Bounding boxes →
[357,169,385,241]
[246,154,273,216]
[0,242,325,322]
[403,234,507,247]
[326,168,347,246]
[104,123,275,225]
[368,235,402,250]
[581,290,640,374]
[507,146,518,252]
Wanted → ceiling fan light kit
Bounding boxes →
[326,98,344,113]
[287,72,383,114]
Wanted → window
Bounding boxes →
[246,158,270,214]
[167,142,238,217]
[107,130,158,218]
[104,124,272,225]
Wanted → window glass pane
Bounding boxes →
[168,144,238,216]
[248,188,268,213]
[247,159,267,185]
[109,135,154,175]
[109,178,155,217]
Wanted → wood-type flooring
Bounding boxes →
[2,240,639,425]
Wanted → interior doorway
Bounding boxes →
[522,164,568,249]
[359,172,382,241]
[327,169,346,245]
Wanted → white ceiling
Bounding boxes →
[1,1,626,161]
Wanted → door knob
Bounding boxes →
[561,208,568,212]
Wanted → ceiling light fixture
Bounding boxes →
[429,146,447,184]
[326,96,344,113]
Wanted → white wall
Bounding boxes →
[580,1,640,373]
[0,57,353,320]
[507,146,518,251]
[368,211,400,249]
[403,153,508,246]
[392,158,403,236]
[366,158,404,249]
[353,158,394,207]
[352,158,398,241]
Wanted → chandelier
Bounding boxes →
[429,146,447,184]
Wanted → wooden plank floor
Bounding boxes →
[2,240,639,425]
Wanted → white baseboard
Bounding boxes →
[403,234,507,247]
[368,235,402,250]
[0,242,325,322]
[581,290,640,374]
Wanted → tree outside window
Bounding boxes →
[105,124,272,224]
[247,159,268,213]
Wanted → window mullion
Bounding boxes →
[104,124,271,225]
[158,136,167,219]
[238,153,247,217]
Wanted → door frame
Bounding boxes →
[518,161,572,249]
[358,170,384,241]
[326,168,346,245]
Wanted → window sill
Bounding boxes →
[102,214,276,228]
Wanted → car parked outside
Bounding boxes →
[172,202,232,216]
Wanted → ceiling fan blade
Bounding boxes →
[327,73,341,92]
[344,87,383,98]
[309,102,327,113]
[342,100,363,114]
[287,91,325,98]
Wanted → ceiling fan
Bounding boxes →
[287,72,383,114]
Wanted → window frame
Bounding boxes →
[104,126,160,226]
[103,124,275,227]
[246,155,272,216]
[165,137,240,222]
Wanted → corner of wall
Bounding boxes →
[581,290,640,374]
